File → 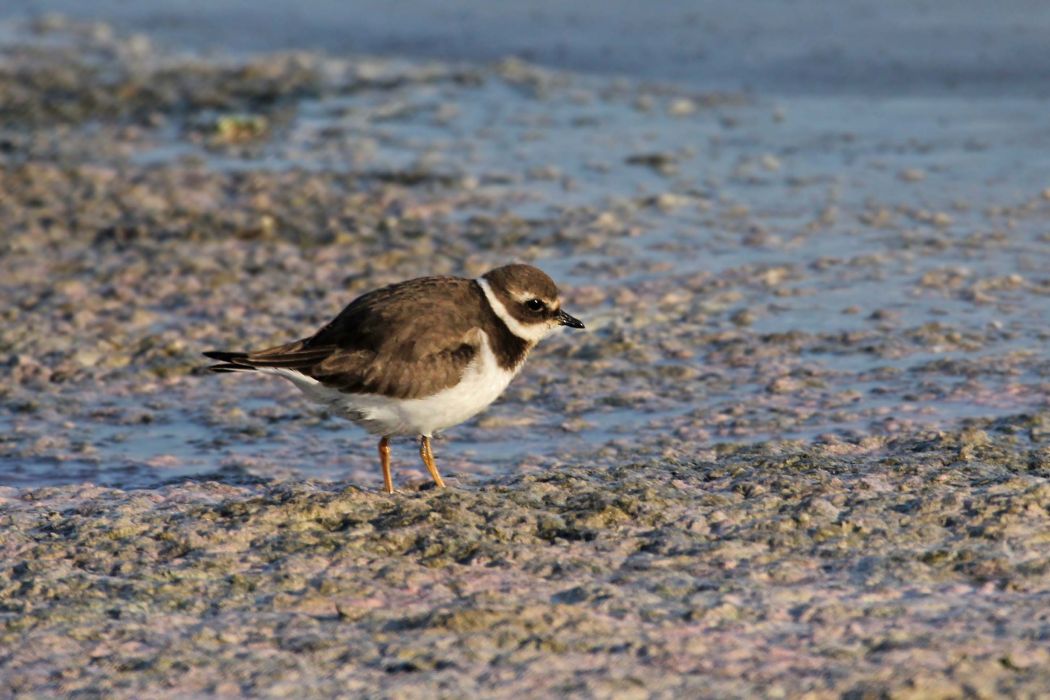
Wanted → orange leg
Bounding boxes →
[378,436,393,494]
[419,435,446,489]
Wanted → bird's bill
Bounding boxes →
[557,309,585,329]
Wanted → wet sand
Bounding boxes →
[1,15,1049,698]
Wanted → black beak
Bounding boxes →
[557,309,585,329]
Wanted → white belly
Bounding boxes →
[262,333,519,437]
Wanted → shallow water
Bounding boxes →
[6,0,1050,96]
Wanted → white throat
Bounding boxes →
[477,277,552,344]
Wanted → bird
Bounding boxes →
[203,263,585,493]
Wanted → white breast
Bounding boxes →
[261,330,519,437]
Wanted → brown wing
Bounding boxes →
[233,277,487,399]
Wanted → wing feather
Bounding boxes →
[220,277,487,399]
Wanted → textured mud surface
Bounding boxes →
[3,418,1050,698]
[2,19,1048,489]
[2,15,1050,698]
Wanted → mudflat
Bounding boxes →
[1,15,1049,698]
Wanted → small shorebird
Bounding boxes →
[203,264,584,493]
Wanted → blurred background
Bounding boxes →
[5,0,1050,94]
[2,1,1049,488]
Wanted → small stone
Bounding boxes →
[667,97,697,116]
[899,168,926,182]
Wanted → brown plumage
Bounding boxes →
[203,263,585,493]
[205,276,531,400]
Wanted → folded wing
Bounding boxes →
[205,277,486,399]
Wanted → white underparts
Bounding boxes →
[476,277,554,344]
[255,331,518,437]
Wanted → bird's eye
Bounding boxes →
[525,298,546,312]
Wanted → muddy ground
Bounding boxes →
[3,420,1050,698]
[1,17,1049,699]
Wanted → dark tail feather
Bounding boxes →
[207,363,254,373]
[202,350,256,372]
[203,350,250,362]
[203,341,329,373]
